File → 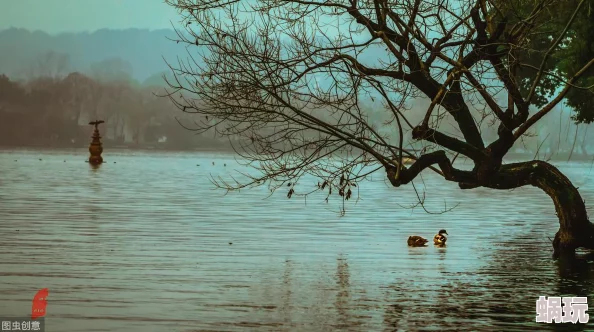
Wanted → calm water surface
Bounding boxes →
[1,149,594,332]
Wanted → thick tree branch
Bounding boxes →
[348,1,486,150]
[385,150,475,187]
[412,126,486,161]
[484,160,594,258]
[440,80,485,149]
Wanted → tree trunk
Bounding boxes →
[488,160,594,259]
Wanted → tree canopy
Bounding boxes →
[496,0,594,123]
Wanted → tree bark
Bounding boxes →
[486,160,594,259]
[389,158,594,260]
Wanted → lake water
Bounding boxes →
[1,149,593,332]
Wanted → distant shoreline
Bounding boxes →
[0,143,238,154]
[1,144,592,163]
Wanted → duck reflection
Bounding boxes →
[407,245,429,258]
[436,245,447,274]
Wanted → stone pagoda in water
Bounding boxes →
[88,120,105,164]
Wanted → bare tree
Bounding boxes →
[164,0,594,259]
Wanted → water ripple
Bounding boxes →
[1,149,593,332]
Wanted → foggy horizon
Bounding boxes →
[1,0,179,34]
[0,26,178,34]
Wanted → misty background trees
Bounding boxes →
[0,28,233,149]
[0,26,591,157]
[0,71,232,149]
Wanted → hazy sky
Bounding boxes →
[0,0,180,33]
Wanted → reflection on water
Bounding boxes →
[0,149,593,332]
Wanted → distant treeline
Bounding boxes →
[0,28,591,158]
[0,72,232,150]
[0,70,592,160]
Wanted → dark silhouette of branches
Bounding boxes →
[164,0,594,258]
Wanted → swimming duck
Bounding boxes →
[433,229,448,246]
[407,235,429,247]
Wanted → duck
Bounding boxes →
[407,235,429,247]
[433,229,448,246]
